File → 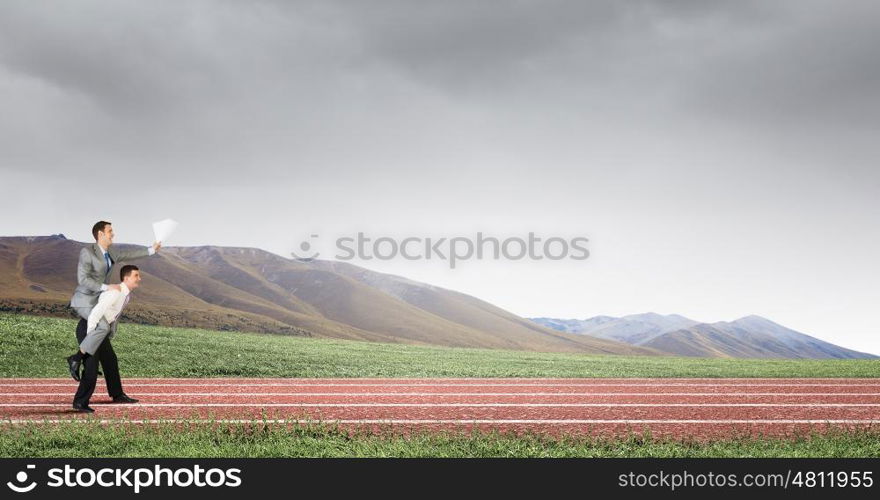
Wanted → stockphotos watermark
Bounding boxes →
[291,232,590,268]
[5,463,241,494]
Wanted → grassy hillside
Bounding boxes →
[0,235,655,355]
[2,313,879,378]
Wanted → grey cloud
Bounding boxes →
[337,0,775,94]
[0,0,878,188]
[684,1,880,127]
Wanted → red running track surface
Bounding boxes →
[2,378,880,440]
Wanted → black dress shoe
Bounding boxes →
[66,355,81,382]
[72,403,94,413]
[112,394,139,404]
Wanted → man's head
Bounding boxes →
[120,265,141,290]
[92,221,114,247]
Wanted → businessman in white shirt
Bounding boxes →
[71,264,143,413]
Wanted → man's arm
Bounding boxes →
[107,245,151,263]
[76,248,104,293]
[87,290,119,332]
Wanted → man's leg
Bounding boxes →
[66,316,89,382]
[72,347,100,410]
[75,317,88,341]
[66,307,93,379]
[71,307,91,357]
[79,318,112,356]
[73,331,122,409]
[74,318,103,376]
[73,324,94,409]
[74,306,91,321]
[100,339,124,399]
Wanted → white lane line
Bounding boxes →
[3,419,880,425]
[3,403,880,407]
[3,392,880,397]
[6,382,880,387]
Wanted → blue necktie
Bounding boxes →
[104,252,112,279]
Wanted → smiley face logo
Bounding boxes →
[7,465,37,493]
[291,234,320,261]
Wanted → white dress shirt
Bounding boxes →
[87,282,132,333]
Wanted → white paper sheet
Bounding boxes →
[152,219,179,244]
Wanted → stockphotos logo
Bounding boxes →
[292,232,591,268]
[6,464,241,494]
[7,465,37,493]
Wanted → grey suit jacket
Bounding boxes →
[69,243,150,309]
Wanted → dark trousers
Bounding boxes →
[73,318,124,406]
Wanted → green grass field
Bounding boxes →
[2,313,879,378]
[2,312,879,458]
[3,422,880,458]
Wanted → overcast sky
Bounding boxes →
[1,0,879,354]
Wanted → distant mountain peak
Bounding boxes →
[532,311,877,359]
[731,314,779,326]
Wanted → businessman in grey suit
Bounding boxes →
[66,220,160,412]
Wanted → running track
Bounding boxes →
[2,378,880,440]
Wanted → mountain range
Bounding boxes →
[529,313,877,359]
[0,235,656,356]
[3,235,873,359]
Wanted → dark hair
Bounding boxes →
[92,221,112,241]
[120,265,139,281]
